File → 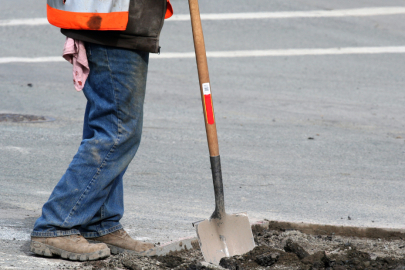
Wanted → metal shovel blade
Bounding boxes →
[194,212,255,265]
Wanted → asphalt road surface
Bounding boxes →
[0,0,404,269]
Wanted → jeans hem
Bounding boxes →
[31,229,81,237]
[81,224,123,238]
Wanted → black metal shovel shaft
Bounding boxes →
[210,156,225,219]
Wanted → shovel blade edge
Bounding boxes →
[195,212,255,265]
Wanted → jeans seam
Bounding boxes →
[97,224,123,236]
[81,224,123,238]
[106,47,123,140]
[62,46,122,228]
[101,204,105,219]
[31,229,81,237]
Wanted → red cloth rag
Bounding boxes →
[63,38,89,91]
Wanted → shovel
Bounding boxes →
[188,0,255,265]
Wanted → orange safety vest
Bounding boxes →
[47,0,173,31]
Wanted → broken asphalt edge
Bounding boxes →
[145,220,405,256]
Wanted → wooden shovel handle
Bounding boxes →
[188,0,219,157]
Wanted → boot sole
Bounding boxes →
[30,240,110,261]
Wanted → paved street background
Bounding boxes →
[0,0,404,269]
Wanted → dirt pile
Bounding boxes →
[217,241,405,270]
[71,223,405,270]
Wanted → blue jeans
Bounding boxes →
[32,43,149,238]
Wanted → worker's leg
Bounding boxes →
[77,101,127,238]
[31,43,149,238]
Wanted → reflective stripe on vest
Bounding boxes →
[47,0,131,30]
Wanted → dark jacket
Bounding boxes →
[61,0,168,53]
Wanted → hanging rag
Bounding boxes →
[63,38,89,91]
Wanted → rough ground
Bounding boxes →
[52,223,405,270]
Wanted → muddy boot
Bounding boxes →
[87,229,154,255]
[30,234,110,261]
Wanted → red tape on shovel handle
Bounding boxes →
[202,83,215,125]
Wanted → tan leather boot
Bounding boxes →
[30,234,110,261]
[87,229,154,255]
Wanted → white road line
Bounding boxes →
[1,7,405,27]
[0,57,62,64]
[155,46,405,59]
[1,46,405,64]
[151,46,405,58]
[0,17,48,27]
[170,7,405,21]
[204,46,405,58]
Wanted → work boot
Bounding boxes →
[30,234,110,261]
[86,229,154,255]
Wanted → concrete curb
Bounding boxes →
[148,220,405,256]
[253,220,405,240]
